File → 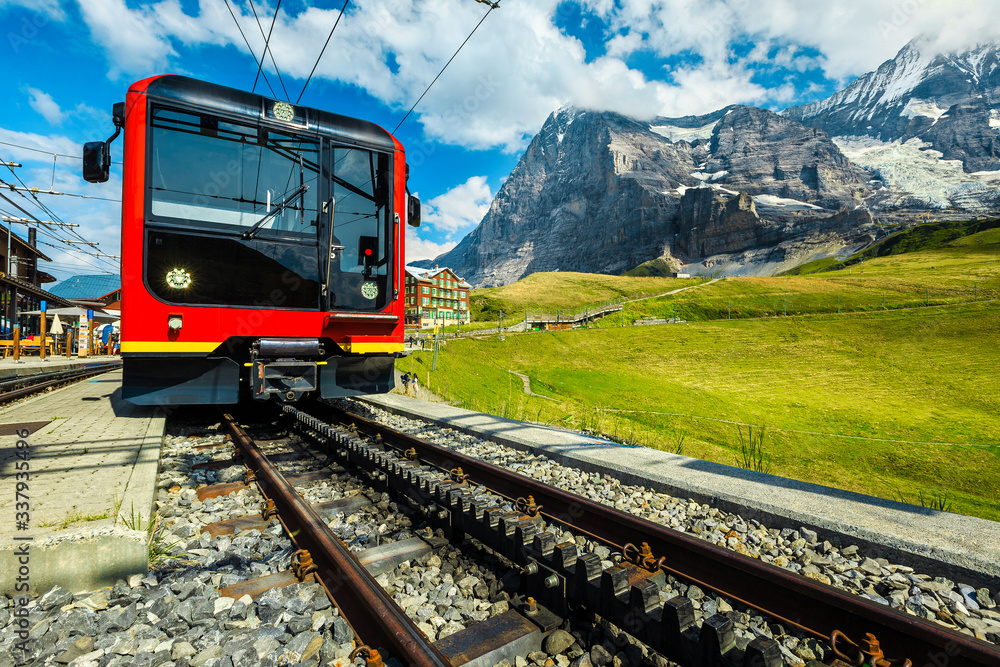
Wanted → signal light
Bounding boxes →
[358,236,378,266]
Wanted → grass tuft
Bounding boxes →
[733,424,772,475]
[118,501,186,568]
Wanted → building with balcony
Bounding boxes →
[404,266,472,329]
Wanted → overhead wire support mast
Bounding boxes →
[1,216,78,228]
[392,0,500,134]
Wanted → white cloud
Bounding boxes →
[405,227,457,263]
[422,176,492,237]
[26,88,65,125]
[591,0,1000,82]
[77,0,179,77]
[0,127,79,162]
[64,0,1000,153]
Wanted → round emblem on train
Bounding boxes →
[273,101,294,122]
[165,268,192,289]
[361,281,378,300]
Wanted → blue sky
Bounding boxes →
[1,0,998,282]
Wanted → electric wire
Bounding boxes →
[393,1,498,134]
[36,240,116,274]
[0,173,120,271]
[296,0,349,104]
[0,184,121,202]
[0,194,113,274]
[222,0,278,99]
[0,164,118,260]
[0,140,123,166]
[249,0,290,100]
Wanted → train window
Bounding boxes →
[326,145,391,311]
[148,106,320,239]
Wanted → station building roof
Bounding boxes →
[48,274,121,300]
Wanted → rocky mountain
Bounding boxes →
[421,39,1000,286]
[783,39,1000,215]
[783,40,1000,172]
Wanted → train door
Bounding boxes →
[322,143,392,312]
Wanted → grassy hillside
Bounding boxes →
[402,231,1000,521]
[598,229,1000,324]
[784,218,1000,276]
[470,272,702,323]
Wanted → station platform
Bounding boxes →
[0,354,119,379]
[361,393,1000,590]
[0,368,164,595]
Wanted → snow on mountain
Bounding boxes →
[650,120,718,143]
[834,135,1000,213]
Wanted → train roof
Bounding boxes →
[136,75,398,152]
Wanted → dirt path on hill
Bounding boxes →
[624,277,720,304]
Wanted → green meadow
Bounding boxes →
[401,222,1000,521]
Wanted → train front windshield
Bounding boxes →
[145,105,392,311]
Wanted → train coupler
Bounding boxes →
[251,359,317,402]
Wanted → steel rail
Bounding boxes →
[219,412,453,667]
[0,362,122,403]
[321,403,1000,667]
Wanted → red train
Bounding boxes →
[83,75,419,405]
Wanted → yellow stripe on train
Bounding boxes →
[120,341,222,353]
[121,341,404,354]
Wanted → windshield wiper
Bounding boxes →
[241,184,309,240]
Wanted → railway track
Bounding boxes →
[0,361,123,404]
[194,404,1000,667]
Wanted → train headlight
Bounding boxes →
[166,268,192,289]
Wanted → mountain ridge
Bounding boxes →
[419,38,1000,287]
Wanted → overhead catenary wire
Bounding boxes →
[1,164,120,258]
[0,183,121,203]
[0,171,120,271]
[222,0,278,99]
[0,203,114,274]
[248,0,290,100]
[296,0,350,104]
[393,1,499,134]
[0,139,123,166]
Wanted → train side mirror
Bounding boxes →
[83,101,125,184]
[407,194,421,227]
[83,142,110,183]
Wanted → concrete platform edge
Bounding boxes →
[360,394,1000,590]
[0,372,166,596]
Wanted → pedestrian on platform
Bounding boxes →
[401,372,410,395]
[411,375,420,398]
